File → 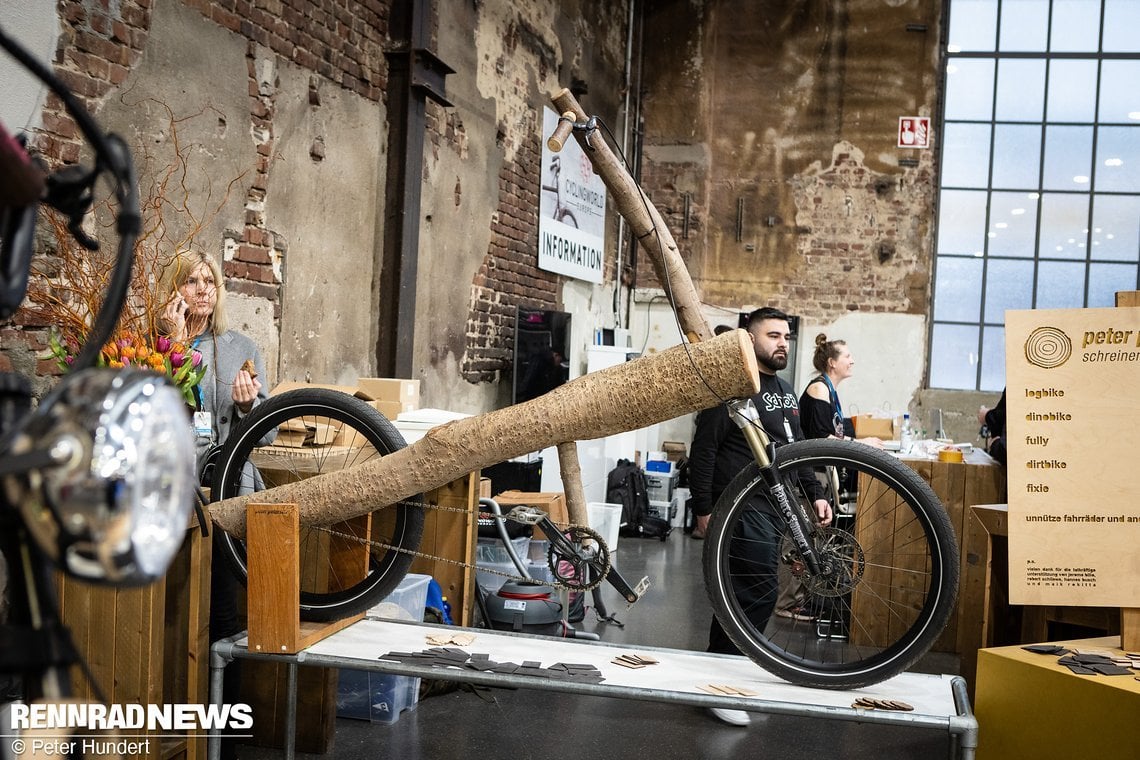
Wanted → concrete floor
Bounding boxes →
[238,532,964,760]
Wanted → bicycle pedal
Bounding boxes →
[632,575,651,598]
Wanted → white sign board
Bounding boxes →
[1005,307,1140,606]
[538,107,606,283]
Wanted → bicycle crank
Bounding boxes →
[516,508,648,604]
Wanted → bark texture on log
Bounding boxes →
[211,329,759,537]
[550,88,711,345]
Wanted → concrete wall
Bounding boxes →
[636,0,954,442]
[0,0,58,131]
[264,52,385,387]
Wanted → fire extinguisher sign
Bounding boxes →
[897,117,930,149]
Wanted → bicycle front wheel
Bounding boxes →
[703,438,958,689]
[211,388,425,622]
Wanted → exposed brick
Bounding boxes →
[227,279,278,301]
[236,244,271,264]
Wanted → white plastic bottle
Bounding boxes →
[900,413,913,455]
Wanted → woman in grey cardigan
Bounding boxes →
[160,248,268,459]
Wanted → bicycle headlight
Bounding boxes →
[4,368,196,585]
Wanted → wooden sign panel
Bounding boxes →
[1005,307,1140,606]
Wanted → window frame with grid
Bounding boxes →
[929,0,1140,392]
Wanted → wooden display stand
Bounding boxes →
[56,520,211,760]
[1116,291,1140,652]
[408,472,480,626]
[240,503,365,755]
[244,503,363,655]
[240,474,480,753]
[957,504,1123,699]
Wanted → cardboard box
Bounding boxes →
[367,400,404,420]
[356,377,420,407]
[270,381,358,397]
[492,490,568,526]
[270,379,420,421]
[852,414,895,440]
[662,441,687,461]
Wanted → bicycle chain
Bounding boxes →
[310,497,607,591]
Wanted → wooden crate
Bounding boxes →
[56,522,211,760]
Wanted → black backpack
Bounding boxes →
[606,460,672,540]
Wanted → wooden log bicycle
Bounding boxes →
[205,89,958,690]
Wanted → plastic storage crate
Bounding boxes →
[367,572,430,621]
[338,573,430,723]
[476,536,530,592]
[335,669,419,725]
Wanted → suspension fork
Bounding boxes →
[726,399,824,576]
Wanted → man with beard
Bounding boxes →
[688,307,832,726]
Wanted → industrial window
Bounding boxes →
[929,0,1140,391]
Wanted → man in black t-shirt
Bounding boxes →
[688,307,832,726]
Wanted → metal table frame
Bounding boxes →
[208,618,977,760]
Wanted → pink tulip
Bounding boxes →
[156,335,171,353]
[190,351,202,368]
[170,352,185,368]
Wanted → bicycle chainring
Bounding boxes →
[547,524,610,592]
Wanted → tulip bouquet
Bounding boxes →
[50,329,207,406]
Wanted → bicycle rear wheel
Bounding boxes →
[703,438,958,689]
[211,388,425,622]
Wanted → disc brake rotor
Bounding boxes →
[780,526,865,598]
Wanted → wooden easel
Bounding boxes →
[1117,291,1140,651]
[245,503,364,654]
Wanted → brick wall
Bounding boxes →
[786,144,935,321]
[637,144,934,323]
[633,160,705,291]
[460,126,559,383]
[6,0,392,382]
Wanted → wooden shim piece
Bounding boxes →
[212,330,759,538]
[611,658,647,669]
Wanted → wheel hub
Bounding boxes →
[781,526,865,598]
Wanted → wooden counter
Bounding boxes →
[851,448,1006,655]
